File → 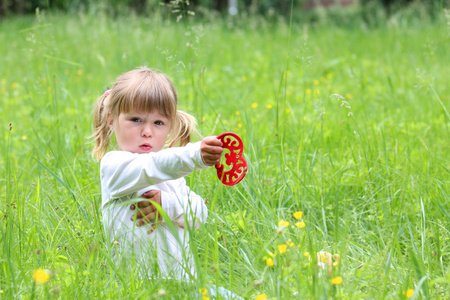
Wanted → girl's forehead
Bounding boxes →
[119,108,170,119]
[120,104,166,114]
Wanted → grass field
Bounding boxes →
[1,5,450,299]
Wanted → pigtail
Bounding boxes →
[91,92,113,161]
[167,110,199,148]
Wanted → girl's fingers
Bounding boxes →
[130,201,150,210]
[142,190,159,198]
[131,206,154,221]
[136,200,152,208]
[147,219,163,234]
[136,211,158,227]
[204,153,221,165]
[130,193,159,210]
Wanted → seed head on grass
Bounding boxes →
[32,268,52,284]
[157,289,167,296]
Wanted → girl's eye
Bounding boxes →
[155,120,164,125]
[131,118,141,122]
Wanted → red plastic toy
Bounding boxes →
[215,132,248,186]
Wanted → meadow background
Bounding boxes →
[1,1,450,299]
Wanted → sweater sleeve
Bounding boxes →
[161,184,208,229]
[101,142,208,200]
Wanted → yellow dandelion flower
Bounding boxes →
[345,94,353,99]
[11,82,18,89]
[296,221,306,228]
[303,252,310,257]
[242,76,247,82]
[252,103,258,108]
[406,289,414,298]
[77,69,83,76]
[238,123,242,128]
[266,104,273,109]
[314,89,320,95]
[235,111,241,116]
[326,73,332,79]
[320,253,327,262]
[222,120,227,124]
[331,276,342,285]
[0,290,3,294]
[21,136,27,141]
[266,258,274,267]
[288,241,295,248]
[333,261,339,267]
[286,109,291,113]
[278,220,289,227]
[199,288,208,295]
[203,297,210,300]
[306,88,312,94]
[32,268,52,284]
[313,80,320,85]
[256,294,267,300]
[303,116,307,120]
[293,211,303,219]
[278,244,287,254]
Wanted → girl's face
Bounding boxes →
[110,110,171,154]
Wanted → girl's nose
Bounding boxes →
[141,125,152,137]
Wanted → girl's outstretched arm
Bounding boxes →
[101,142,208,200]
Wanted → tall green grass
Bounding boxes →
[1,6,449,299]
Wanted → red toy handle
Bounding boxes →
[215,132,248,186]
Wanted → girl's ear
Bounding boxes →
[107,113,114,130]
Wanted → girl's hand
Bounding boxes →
[200,136,223,166]
[130,190,162,233]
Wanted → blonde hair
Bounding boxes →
[91,68,198,161]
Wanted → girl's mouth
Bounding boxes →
[140,144,152,151]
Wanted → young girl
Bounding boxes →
[92,68,224,283]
